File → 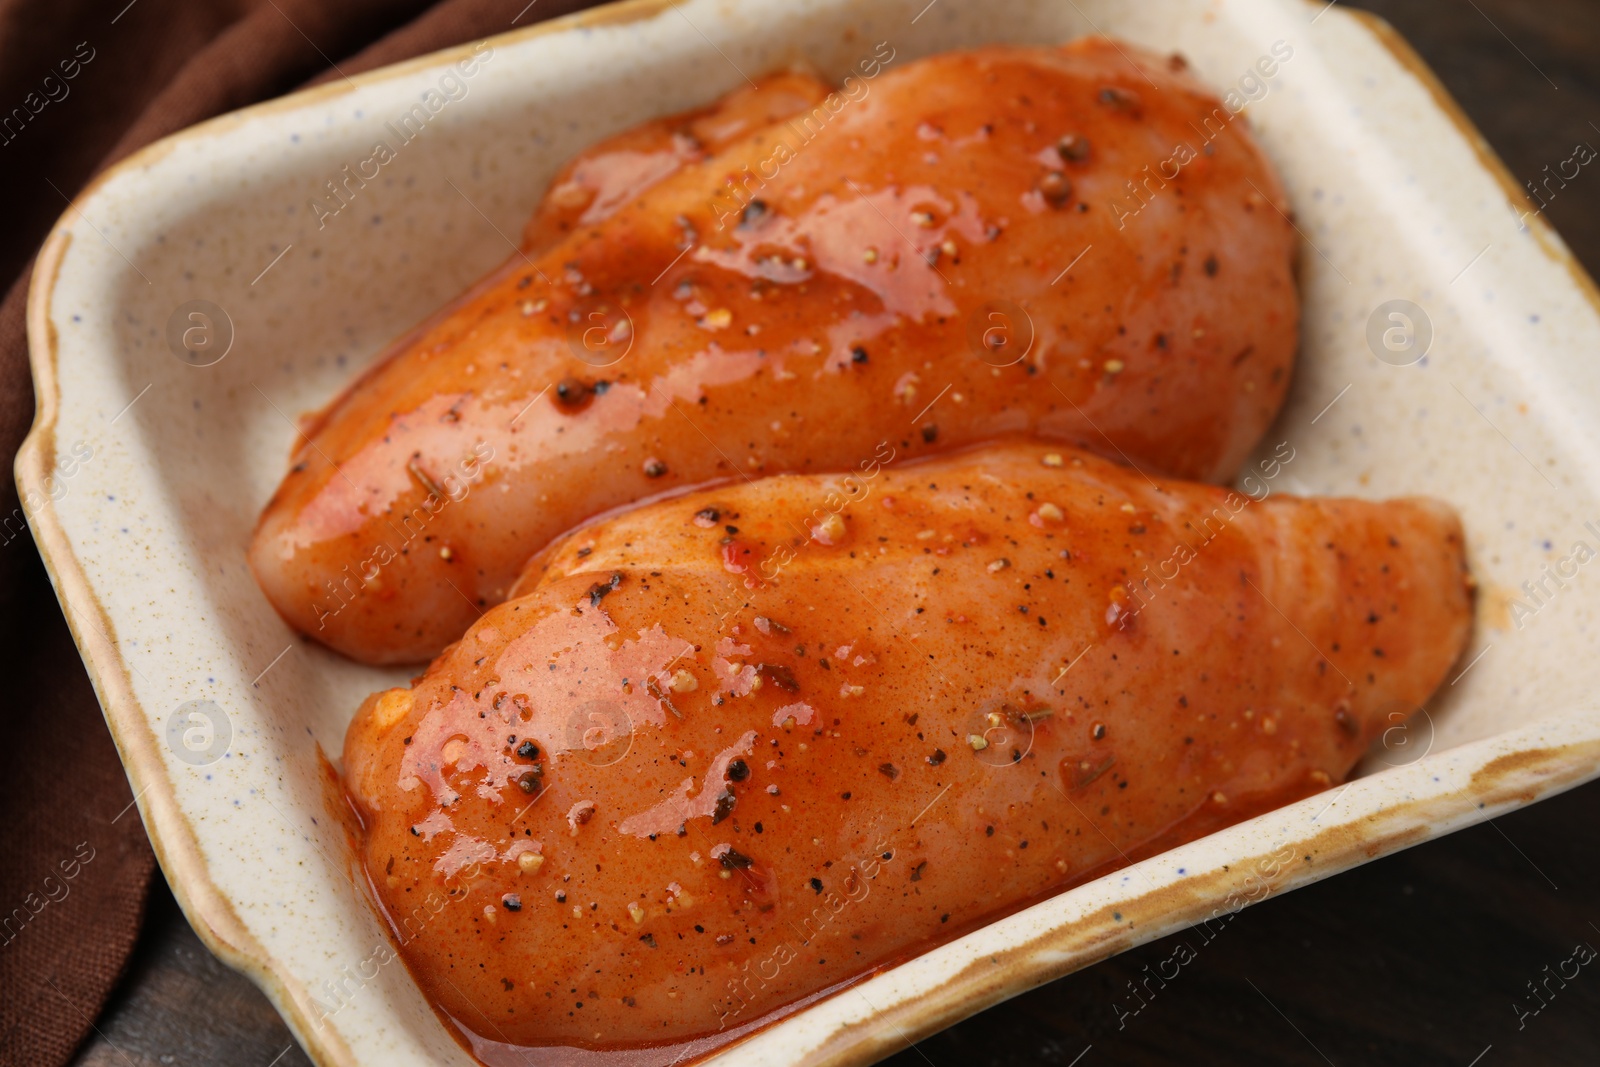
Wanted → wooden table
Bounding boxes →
[69,1,1600,1064]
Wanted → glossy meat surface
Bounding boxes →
[254,39,1300,663]
[342,441,1471,1056]
[519,70,834,256]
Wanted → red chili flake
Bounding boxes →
[720,541,762,582]
[554,378,592,409]
[756,663,799,692]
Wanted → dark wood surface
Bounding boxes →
[69,2,1600,1065]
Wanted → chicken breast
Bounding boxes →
[253,38,1300,664]
[341,441,1470,1056]
[519,70,835,257]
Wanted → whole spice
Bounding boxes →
[1057,133,1090,161]
[1039,170,1073,205]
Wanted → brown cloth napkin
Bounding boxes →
[0,1,599,1062]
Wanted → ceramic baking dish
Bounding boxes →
[19,0,1600,1063]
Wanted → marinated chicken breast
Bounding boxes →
[255,38,1300,664]
[520,70,835,257]
[342,441,1470,1055]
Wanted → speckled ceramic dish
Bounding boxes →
[19,0,1600,1063]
